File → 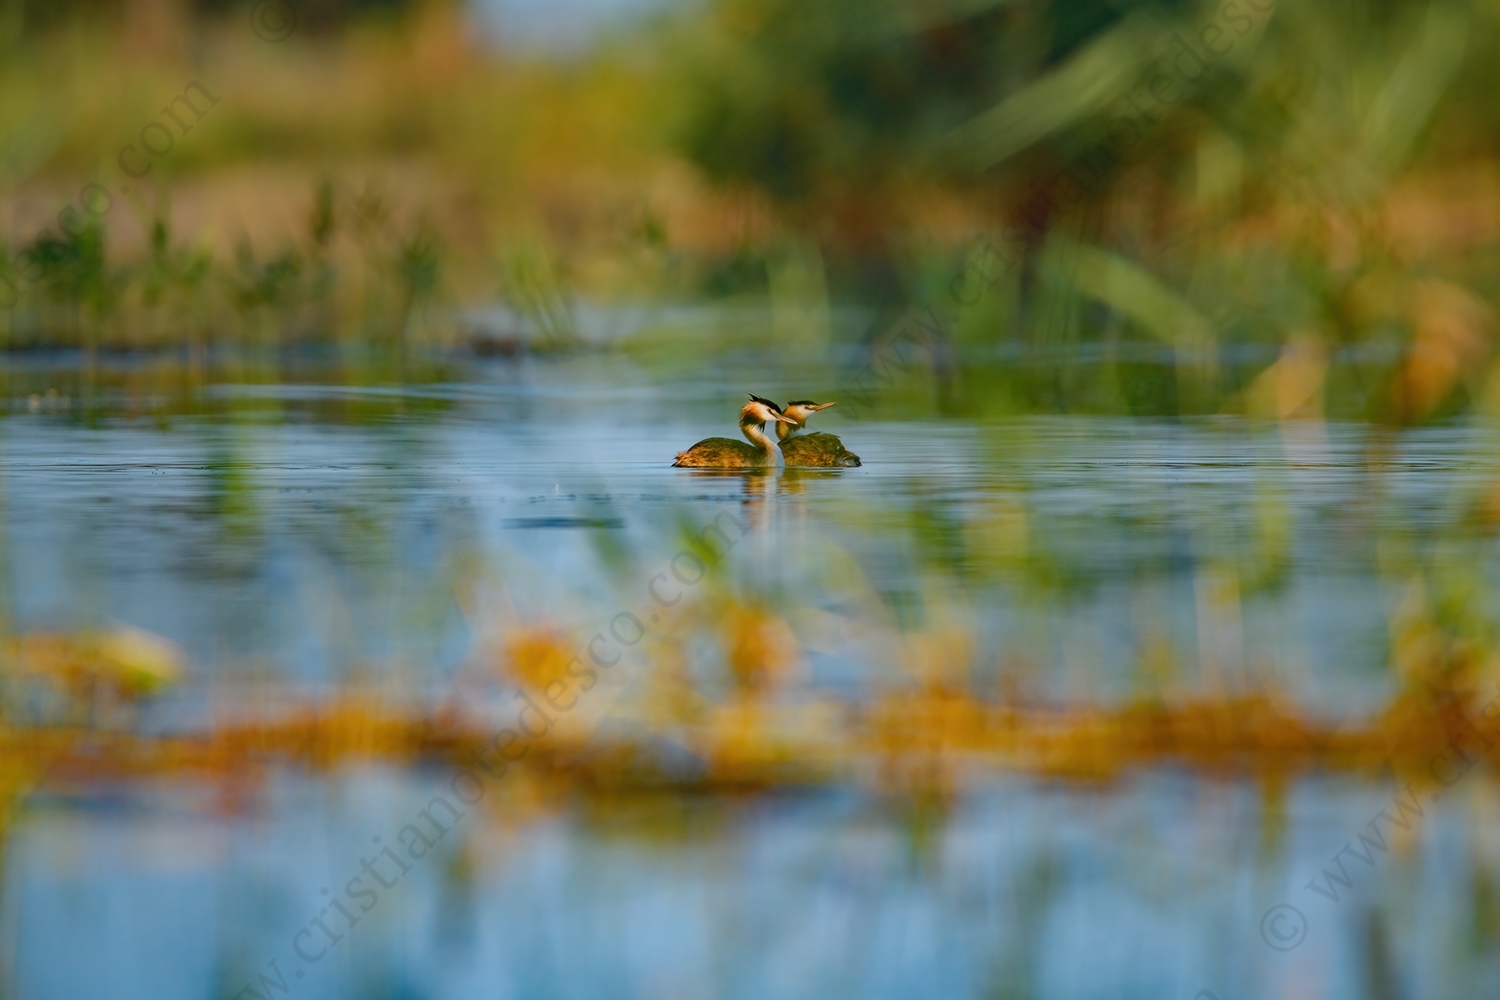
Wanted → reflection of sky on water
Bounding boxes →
[4,364,1497,713]
[5,770,1491,999]
[5,358,1500,997]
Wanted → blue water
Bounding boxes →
[7,768,1491,1000]
[3,356,1499,999]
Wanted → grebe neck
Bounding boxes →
[740,419,783,463]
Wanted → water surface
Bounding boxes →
[3,355,1498,999]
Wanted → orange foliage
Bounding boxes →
[721,606,800,694]
[1393,279,1493,419]
[502,628,576,692]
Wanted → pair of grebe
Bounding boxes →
[674,395,861,468]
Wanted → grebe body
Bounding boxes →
[774,399,861,467]
[673,397,795,468]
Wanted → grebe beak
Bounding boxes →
[768,410,796,424]
[812,401,835,411]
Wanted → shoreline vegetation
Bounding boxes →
[0,0,1495,423]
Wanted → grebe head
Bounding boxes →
[782,399,835,427]
[742,395,796,427]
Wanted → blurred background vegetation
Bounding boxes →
[0,0,1495,424]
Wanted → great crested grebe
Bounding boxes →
[673,395,796,468]
[772,397,861,468]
